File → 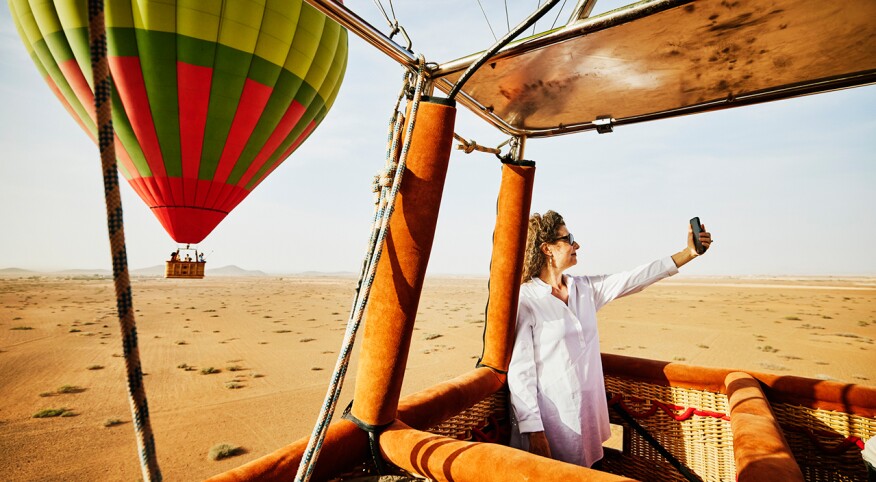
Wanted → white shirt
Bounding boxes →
[508,257,679,467]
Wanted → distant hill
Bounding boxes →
[57,268,112,275]
[298,271,357,278]
[131,265,166,276]
[0,265,267,278]
[206,265,267,277]
[132,264,268,277]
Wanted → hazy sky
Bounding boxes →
[1,1,874,276]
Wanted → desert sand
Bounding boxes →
[1,274,874,481]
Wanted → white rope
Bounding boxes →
[294,55,428,482]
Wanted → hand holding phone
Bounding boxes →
[690,217,706,255]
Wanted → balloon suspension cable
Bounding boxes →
[294,55,429,482]
[447,0,562,100]
[475,0,499,42]
[453,132,504,156]
[86,0,161,481]
[550,0,571,30]
[372,0,413,52]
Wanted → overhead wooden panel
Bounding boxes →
[434,0,876,136]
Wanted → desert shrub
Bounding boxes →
[33,408,72,418]
[11,326,33,330]
[208,443,244,461]
[104,418,124,427]
[56,385,85,394]
[227,365,244,372]
[200,367,220,375]
[87,365,104,370]
[225,382,243,389]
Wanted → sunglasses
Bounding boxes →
[553,233,575,245]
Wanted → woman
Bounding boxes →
[508,211,712,467]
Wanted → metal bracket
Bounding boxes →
[594,115,614,134]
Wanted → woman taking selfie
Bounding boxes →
[508,210,712,467]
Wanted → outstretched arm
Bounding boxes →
[672,222,713,268]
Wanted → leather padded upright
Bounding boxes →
[479,163,535,372]
[350,99,457,427]
[725,372,804,482]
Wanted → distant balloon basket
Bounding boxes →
[9,0,348,243]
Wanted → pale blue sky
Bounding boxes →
[1,1,874,276]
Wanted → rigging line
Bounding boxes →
[550,0,569,29]
[475,0,498,42]
[453,133,502,155]
[449,0,562,100]
[372,0,393,27]
[387,0,398,24]
[532,0,540,36]
[87,0,161,480]
[372,0,412,51]
[504,0,510,32]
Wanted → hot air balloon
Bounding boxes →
[9,0,348,243]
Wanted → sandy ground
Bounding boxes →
[1,274,874,481]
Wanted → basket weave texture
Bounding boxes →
[602,375,735,482]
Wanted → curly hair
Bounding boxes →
[521,210,566,284]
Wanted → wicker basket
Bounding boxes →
[773,401,875,482]
[602,376,735,482]
[343,369,874,481]
[425,390,509,444]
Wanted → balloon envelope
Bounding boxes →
[9,0,348,243]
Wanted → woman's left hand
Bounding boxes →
[688,222,713,256]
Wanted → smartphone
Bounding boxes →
[690,217,705,255]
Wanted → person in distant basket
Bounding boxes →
[508,210,712,467]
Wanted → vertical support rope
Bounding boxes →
[294,56,428,482]
[87,1,161,480]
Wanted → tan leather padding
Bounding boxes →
[602,353,876,416]
[398,367,506,430]
[725,372,804,481]
[350,99,457,427]
[380,420,636,482]
[204,419,366,482]
[479,163,535,372]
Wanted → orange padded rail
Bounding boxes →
[725,372,804,481]
[398,367,506,430]
[479,163,535,372]
[602,353,876,416]
[205,419,366,482]
[350,98,457,427]
[380,420,636,482]
[206,369,502,481]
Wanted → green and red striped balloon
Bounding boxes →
[9,0,348,243]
